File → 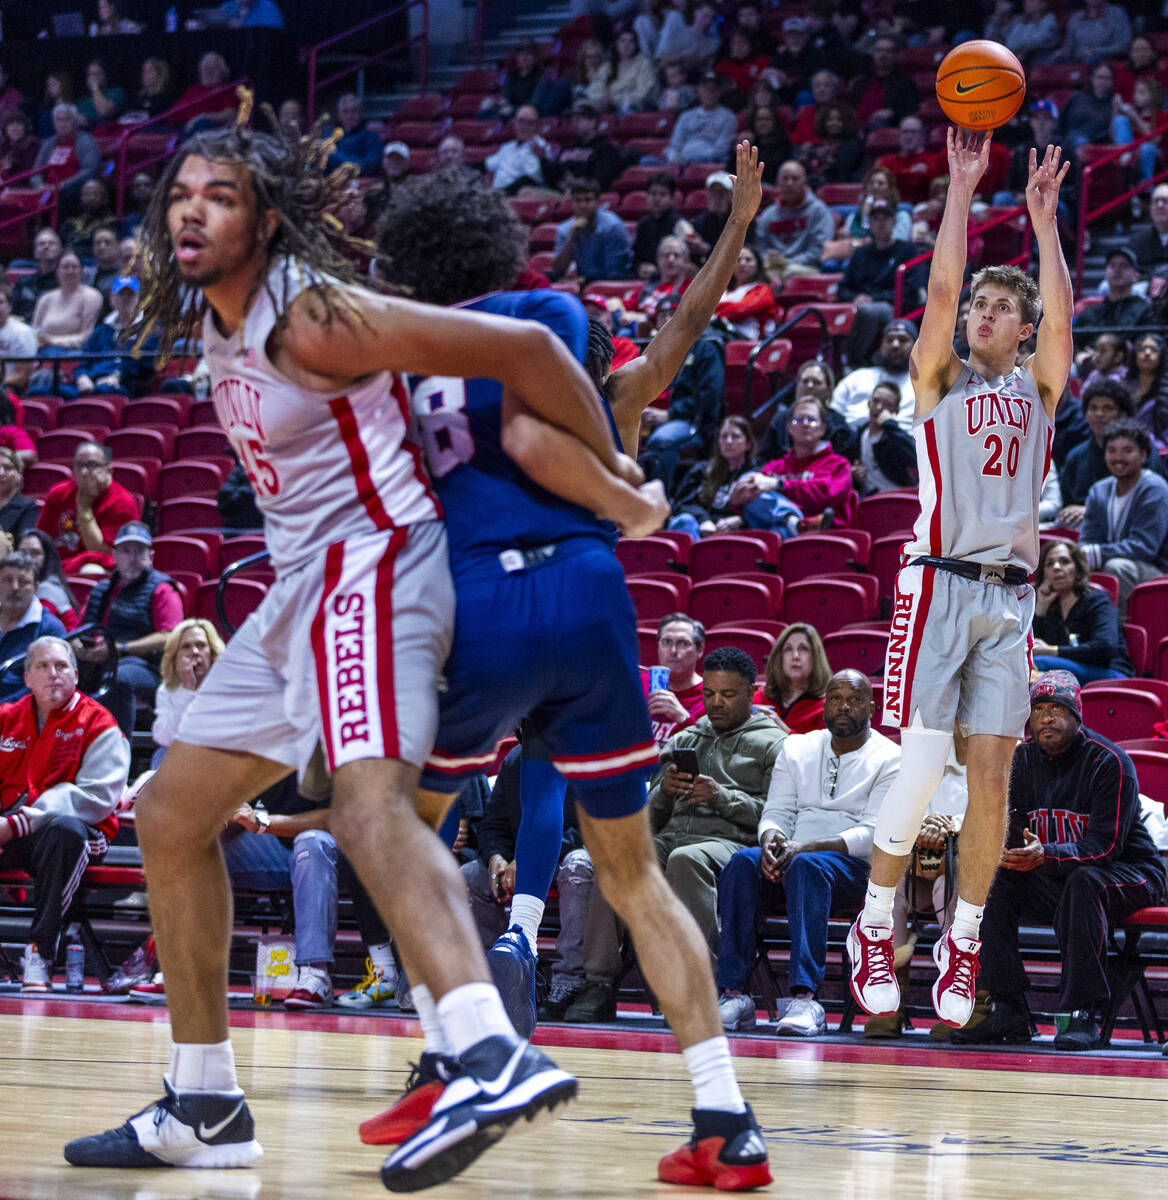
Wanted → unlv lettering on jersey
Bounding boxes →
[965,391,1032,438]
[332,591,370,747]
[214,378,267,440]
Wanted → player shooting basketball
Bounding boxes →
[847,129,1072,1029]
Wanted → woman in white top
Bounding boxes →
[151,618,226,763]
[31,251,103,349]
[600,28,659,112]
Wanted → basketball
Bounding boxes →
[935,40,1026,130]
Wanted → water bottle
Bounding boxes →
[65,943,85,992]
[165,6,179,33]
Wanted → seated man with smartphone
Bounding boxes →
[953,671,1167,1051]
[562,646,785,1022]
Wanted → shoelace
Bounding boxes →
[352,959,383,993]
[948,943,980,999]
[861,931,895,987]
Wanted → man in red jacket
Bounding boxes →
[0,635,129,992]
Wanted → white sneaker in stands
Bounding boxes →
[21,943,51,993]
[283,965,333,1010]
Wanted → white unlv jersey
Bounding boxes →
[904,362,1052,572]
[202,259,441,574]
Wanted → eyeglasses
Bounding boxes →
[659,637,697,650]
[789,416,823,426]
[824,754,840,799]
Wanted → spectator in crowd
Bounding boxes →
[669,414,758,536]
[549,103,627,191]
[954,672,1166,1050]
[1079,419,1168,614]
[95,0,142,34]
[132,57,177,121]
[551,176,633,281]
[32,104,100,212]
[1059,62,1118,152]
[831,318,916,427]
[731,397,853,535]
[1112,77,1165,183]
[736,105,792,186]
[485,105,550,192]
[0,283,38,393]
[1057,380,1135,523]
[755,160,833,282]
[851,35,919,130]
[37,441,139,576]
[61,178,115,259]
[460,746,593,1023]
[216,453,263,531]
[434,135,471,174]
[276,97,303,133]
[1056,0,1132,65]
[31,251,103,352]
[36,72,73,141]
[717,670,898,1034]
[758,359,840,462]
[482,40,547,119]
[17,530,79,629]
[0,404,33,472]
[770,16,827,109]
[173,52,237,133]
[731,1,775,57]
[0,110,40,181]
[1001,100,1074,221]
[371,142,411,211]
[632,173,684,277]
[1079,332,1129,394]
[790,70,842,145]
[216,0,285,28]
[658,59,695,111]
[1001,0,1060,65]
[630,237,691,324]
[77,59,126,129]
[799,101,864,190]
[713,26,770,102]
[0,635,128,993]
[118,235,143,277]
[89,224,122,301]
[564,646,785,1022]
[664,73,737,166]
[150,618,225,760]
[837,166,914,256]
[73,276,158,398]
[845,379,918,495]
[116,170,157,241]
[713,244,776,339]
[573,40,611,110]
[326,94,382,177]
[600,27,659,112]
[876,115,942,206]
[0,449,36,542]
[1131,183,1168,276]
[837,199,927,365]
[655,0,720,69]
[76,521,182,735]
[0,64,23,124]
[754,623,830,733]
[1134,334,1168,445]
[689,169,751,265]
[1031,539,1133,683]
[0,552,67,700]
[643,612,706,746]
[1116,33,1162,96]
[11,224,64,322]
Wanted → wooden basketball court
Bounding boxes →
[1,1001,1166,1198]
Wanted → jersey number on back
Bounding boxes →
[412,376,474,479]
[238,438,280,498]
[981,433,1020,479]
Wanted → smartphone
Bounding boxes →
[673,748,701,777]
[1006,810,1029,849]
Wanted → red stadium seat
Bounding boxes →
[1085,677,1168,712]
[116,456,162,497]
[616,535,686,576]
[175,426,232,459]
[689,533,779,582]
[1089,573,1120,606]
[196,577,268,636]
[446,119,503,145]
[189,399,216,427]
[780,533,867,582]
[395,95,447,121]
[529,222,559,251]
[20,395,61,431]
[123,396,192,429]
[158,459,229,500]
[816,183,863,206]
[157,497,223,534]
[152,535,215,576]
[21,462,71,497]
[812,571,880,615]
[690,578,778,627]
[700,626,777,666]
[822,629,889,677]
[637,623,660,664]
[612,165,679,194]
[855,491,920,541]
[36,427,110,463]
[1079,686,1164,742]
[723,339,784,416]
[1128,581,1168,676]
[615,111,676,140]
[107,425,177,460]
[783,578,873,636]
[1125,623,1149,677]
[1127,750,1168,804]
[219,535,268,570]
[509,197,555,225]
[784,303,856,367]
[393,121,445,147]
[627,576,689,623]
[59,397,125,430]
[775,274,841,305]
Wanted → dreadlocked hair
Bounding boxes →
[376,169,528,307]
[585,316,614,392]
[137,95,376,363]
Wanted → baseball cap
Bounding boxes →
[883,318,918,339]
[111,275,139,294]
[705,170,734,191]
[114,521,152,548]
[869,199,895,216]
[581,290,617,311]
[1106,246,1139,270]
[1029,669,1082,722]
[382,140,410,160]
[1030,98,1059,120]
[782,16,807,32]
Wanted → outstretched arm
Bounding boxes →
[1022,144,1073,418]
[910,128,991,416]
[607,141,765,456]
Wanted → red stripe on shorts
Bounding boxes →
[923,419,943,555]
[899,564,935,724]
[330,394,396,532]
[391,374,443,517]
[312,542,346,771]
[374,528,408,761]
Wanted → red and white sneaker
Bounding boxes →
[359,1052,453,1145]
[658,1106,772,1192]
[932,930,981,1028]
[845,917,900,1017]
[283,965,333,1011]
[129,972,167,1003]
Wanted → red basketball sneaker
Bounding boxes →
[658,1107,772,1192]
[932,930,982,1028]
[846,917,900,1016]
[358,1053,453,1146]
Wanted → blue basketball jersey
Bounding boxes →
[409,290,615,574]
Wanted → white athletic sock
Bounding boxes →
[508,894,544,957]
[410,984,449,1057]
[437,982,517,1058]
[861,881,896,929]
[167,1039,238,1094]
[683,1036,746,1114]
[368,941,396,979]
[951,897,984,943]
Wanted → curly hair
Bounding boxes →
[585,316,615,391]
[136,103,373,362]
[375,169,529,307]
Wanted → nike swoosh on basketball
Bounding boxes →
[198,1100,244,1141]
[954,78,996,94]
[478,1044,528,1099]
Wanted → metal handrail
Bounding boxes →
[1074,126,1168,293]
[744,305,830,421]
[302,2,430,123]
[217,548,270,636]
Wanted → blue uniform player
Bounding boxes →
[370,166,772,1193]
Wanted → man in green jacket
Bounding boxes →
[565,646,786,1022]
